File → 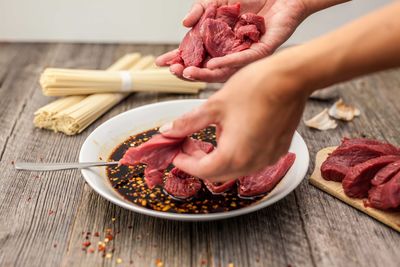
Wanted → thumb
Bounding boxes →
[160,102,218,138]
[182,3,205,28]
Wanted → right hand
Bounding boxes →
[156,0,310,82]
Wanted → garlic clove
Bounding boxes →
[328,98,360,121]
[304,108,338,130]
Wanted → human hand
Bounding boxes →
[160,55,310,182]
[156,0,309,82]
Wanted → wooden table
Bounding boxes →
[0,43,399,267]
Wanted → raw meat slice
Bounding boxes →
[216,3,240,28]
[371,159,400,186]
[234,13,266,35]
[204,180,236,194]
[368,171,400,210]
[120,134,184,188]
[235,24,260,42]
[164,167,202,199]
[342,155,400,198]
[238,153,296,197]
[201,19,243,57]
[178,32,206,67]
[321,139,400,182]
[120,134,214,189]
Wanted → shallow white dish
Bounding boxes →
[80,99,309,221]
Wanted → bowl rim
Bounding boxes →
[79,99,310,221]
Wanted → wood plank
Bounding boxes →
[0,43,117,267]
[310,146,400,232]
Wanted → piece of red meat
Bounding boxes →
[201,19,243,57]
[235,24,260,42]
[367,171,400,210]
[234,13,266,35]
[342,155,400,198]
[321,138,400,182]
[371,159,400,186]
[164,167,202,199]
[238,153,296,197]
[204,180,236,194]
[216,3,240,28]
[120,136,215,190]
[120,134,184,188]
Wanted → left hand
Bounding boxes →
[156,0,309,82]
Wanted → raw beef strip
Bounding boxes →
[238,153,296,197]
[164,167,202,199]
[342,155,400,198]
[120,134,184,188]
[235,24,260,42]
[368,171,400,210]
[371,159,400,186]
[204,180,236,194]
[201,19,244,57]
[321,139,400,182]
[216,3,240,28]
[163,139,214,198]
[234,13,266,35]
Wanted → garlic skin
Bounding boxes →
[304,109,338,131]
[328,98,360,121]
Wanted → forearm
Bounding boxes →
[303,0,350,15]
[274,1,400,93]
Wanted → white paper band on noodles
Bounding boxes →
[119,71,132,91]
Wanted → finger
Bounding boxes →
[205,43,271,69]
[173,148,232,180]
[182,3,205,28]
[169,64,184,77]
[160,102,218,138]
[183,66,237,83]
[155,49,180,66]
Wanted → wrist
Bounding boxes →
[302,0,350,16]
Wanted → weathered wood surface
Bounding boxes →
[0,43,399,267]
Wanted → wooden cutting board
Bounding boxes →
[310,146,400,232]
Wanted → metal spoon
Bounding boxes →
[14,161,119,171]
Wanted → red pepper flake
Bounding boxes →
[27,197,31,202]
[200,259,207,265]
[155,259,163,267]
[11,161,15,165]
[94,232,100,237]
[106,228,112,234]
[86,232,91,235]
[98,242,106,252]
[88,248,95,254]
[35,175,40,179]
[105,233,114,241]
[82,241,91,247]
[48,210,55,215]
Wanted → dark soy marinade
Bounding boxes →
[107,127,262,214]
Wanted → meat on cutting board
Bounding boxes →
[238,153,296,197]
[368,171,400,210]
[321,138,400,182]
[371,159,400,186]
[166,3,265,67]
[342,155,400,198]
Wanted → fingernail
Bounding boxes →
[183,73,193,80]
[159,122,173,133]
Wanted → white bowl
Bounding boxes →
[79,99,309,221]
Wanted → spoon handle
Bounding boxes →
[14,161,119,171]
